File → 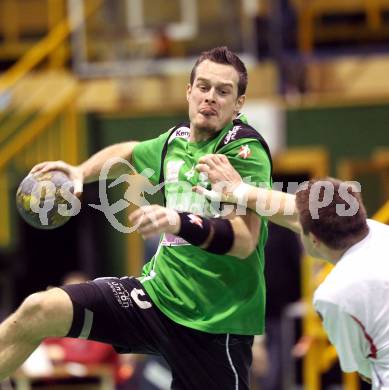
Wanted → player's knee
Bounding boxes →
[18,288,73,338]
[19,291,48,319]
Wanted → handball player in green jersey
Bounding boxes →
[0,47,272,389]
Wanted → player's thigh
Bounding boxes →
[60,276,158,352]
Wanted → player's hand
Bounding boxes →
[30,160,84,197]
[194,154,243,202]
[129,205,180,239]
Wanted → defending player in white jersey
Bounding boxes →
[195,154,389,389]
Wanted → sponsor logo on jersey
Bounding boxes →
[224,125,241,145]
[130,288,152,309]
[108,280,132,309]
[238,144,251,159]
[168,126,190,144]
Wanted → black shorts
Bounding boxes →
[61,276,253,390]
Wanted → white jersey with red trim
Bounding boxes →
[313,219,389,389]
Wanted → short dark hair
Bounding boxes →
[190,46,248,97]
[295,178,369,250]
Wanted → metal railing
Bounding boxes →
[0,0,101,94]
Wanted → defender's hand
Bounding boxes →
[129,205,180,239]
[194,154,244,203]
[30,160,84,196]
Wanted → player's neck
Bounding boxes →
[190,127,218,143]
[329,229,370,263]
[327,249,348,264]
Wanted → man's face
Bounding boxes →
[187,59,245,133]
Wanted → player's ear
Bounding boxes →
[186,83,192,102]
[310,233,320,247]
[235,94,245,114]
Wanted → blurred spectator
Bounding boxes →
[44,338,123,382]
[152,26,172,59]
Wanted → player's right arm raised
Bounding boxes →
[30,141,139,197]
[195,154,301,234]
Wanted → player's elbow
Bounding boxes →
[234,249,255,260]
[228,215,259,259]
[235,239,257,259]
[231,246,256,260]
[229,230,257,259]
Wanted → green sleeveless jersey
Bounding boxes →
[132,117,272,335]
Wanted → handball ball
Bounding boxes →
[16,170,76,230]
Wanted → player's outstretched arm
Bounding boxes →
[29,141,139,197]
[129,204,258,259]
[195,154,301,234]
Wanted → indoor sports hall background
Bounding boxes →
[0,1,389,389]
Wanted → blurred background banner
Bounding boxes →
[1,1,389,389]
